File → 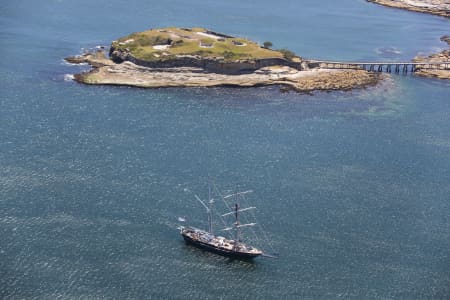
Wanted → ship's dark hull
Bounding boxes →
[182,234,261,259]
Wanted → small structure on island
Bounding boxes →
[232,40,246,46]
[199,41,214,48]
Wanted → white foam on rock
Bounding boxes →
[64,74,74,81]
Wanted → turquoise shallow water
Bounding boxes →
[1,0,450,299]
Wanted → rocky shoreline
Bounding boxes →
[67,51,383,93]
[413,35,450,80]
[367,0,450,18]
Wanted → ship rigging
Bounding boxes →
[179,183,277,259]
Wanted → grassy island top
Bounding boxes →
[112,27,299,62]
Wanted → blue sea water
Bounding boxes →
[1,0,450,298]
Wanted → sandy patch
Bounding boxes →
[153,45,171,50]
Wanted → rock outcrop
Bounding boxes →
[413,35,450,80]
[67,51,383,93]
[109,47,301,75]
[367,0,450,18]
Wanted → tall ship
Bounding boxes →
[179,186,276,259]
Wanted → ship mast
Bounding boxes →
[234,203,240,250]
[208,183,213,234]
[221,189,257,251]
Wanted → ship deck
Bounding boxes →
[181,227,262,258]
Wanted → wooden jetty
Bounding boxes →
[306,59,450,73]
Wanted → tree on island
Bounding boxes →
[263,41,273,49]
[279,49,296,61]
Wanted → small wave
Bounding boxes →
[64,74,74,81]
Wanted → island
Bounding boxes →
[66,27,382,93]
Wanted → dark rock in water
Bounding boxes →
[440,35,450,45]
[65,50,110,68]
[375,47,402,57]
[280,85,295,93]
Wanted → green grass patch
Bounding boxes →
[112,27,292,62]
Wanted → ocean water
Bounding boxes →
[1,0,450,299]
